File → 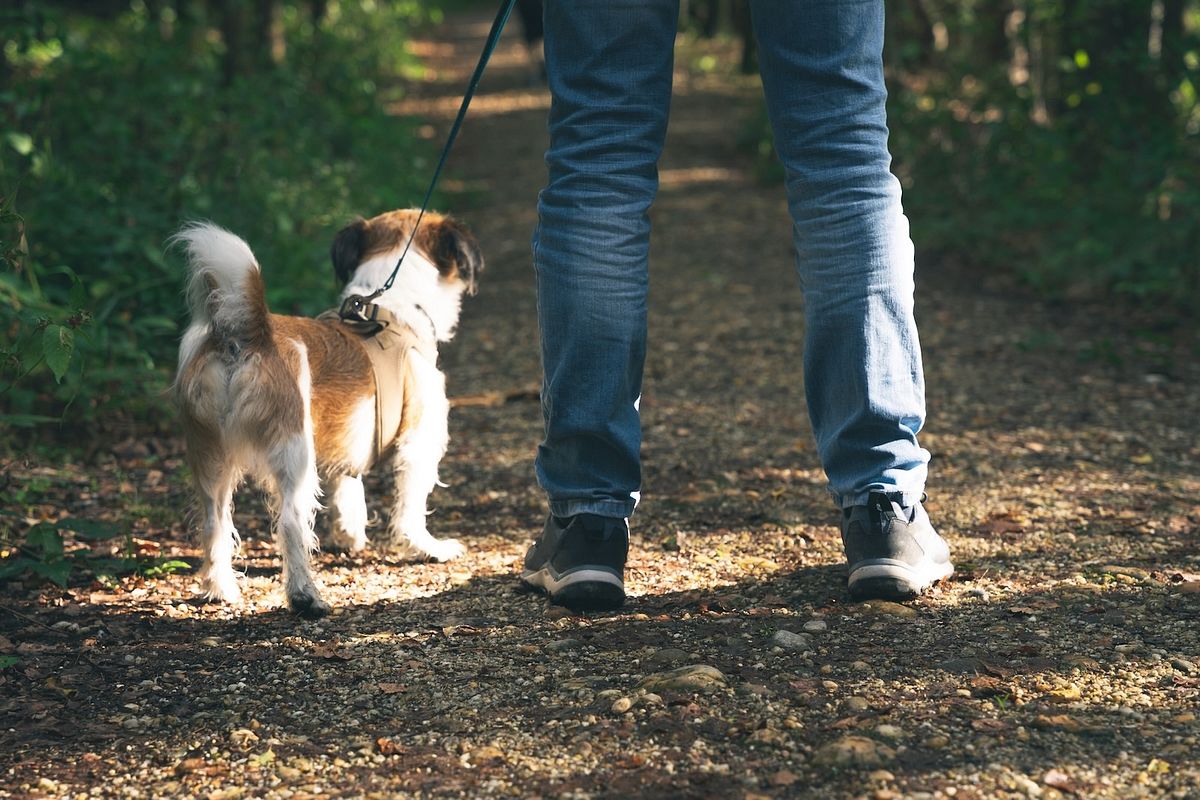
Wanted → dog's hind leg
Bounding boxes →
[193,459,242,604]
[387,357,465,562]
[327,473,369,553]
[267,431,327,618]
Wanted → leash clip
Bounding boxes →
[339,294,376,323]
[338,294,387,336]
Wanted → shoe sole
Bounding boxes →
[521,566,625,611]
[848,559,954,601]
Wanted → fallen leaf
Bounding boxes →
[971,718,1010,732]
[174,757,207,775]
[1033,714,1081,731]
[769,770,799,787]
[377,683,408,695]
[311,643,350,661]
[376,737,406,755]
[1043,769,1080,794]
[230,728,259,750]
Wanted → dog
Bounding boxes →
[172,210,482,618]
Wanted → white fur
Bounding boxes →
[328,474,369,552]
[384,350,464,561]
[271,341,323,604]
[339,243,469,562]
[173,222,261,342]
[341,248,464,344]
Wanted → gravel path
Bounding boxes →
[2,10,1199,800]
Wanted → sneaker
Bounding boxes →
[522,513,628,611]
[841,492,954,601]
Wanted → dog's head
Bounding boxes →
[331,209,483,296]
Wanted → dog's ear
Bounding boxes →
[426,216,484,295]
[331,217,368,284]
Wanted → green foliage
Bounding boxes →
[0,515,192,587]
[1,1,442,437]
[743,0,1200,308]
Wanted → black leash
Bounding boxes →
[340,0,518,325]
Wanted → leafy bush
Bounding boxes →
[741,0,1200,309]
[1,1,442,437]
[0,515,188,588]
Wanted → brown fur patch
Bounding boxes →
[269,315,376,472]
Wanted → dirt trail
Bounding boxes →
[3,9,1199,799]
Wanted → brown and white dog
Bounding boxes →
[173,210,482,618]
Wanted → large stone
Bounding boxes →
[813,735,896,768]
[636,664,728,694]
[771,630,814,651]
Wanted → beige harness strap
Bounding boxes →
[318,307,436,460]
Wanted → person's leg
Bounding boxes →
[524,0,679,610]
[533,0,678,521]
[749,0,951,597]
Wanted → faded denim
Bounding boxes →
[533,0,930,518]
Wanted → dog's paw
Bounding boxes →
[200,571,243,605]
[420,536,466,563]
[325,528,369,554]
[288,588,332,619]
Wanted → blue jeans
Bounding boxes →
[533,0,930,519]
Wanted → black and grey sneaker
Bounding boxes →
[521,514,628,611]
[841,492,954,601]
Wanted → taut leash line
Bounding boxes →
[340,0,518,324]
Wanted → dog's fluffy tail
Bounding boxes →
[174,221,271,351]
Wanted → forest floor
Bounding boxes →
[3,9,1199,800]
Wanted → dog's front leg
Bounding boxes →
[327,473,370,552]
[385,363,464,562]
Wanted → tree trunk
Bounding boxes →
[213,0,249,86]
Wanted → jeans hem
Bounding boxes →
[549,499,635,520]
[834,489,926,510]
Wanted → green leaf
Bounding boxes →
[25,524,64,557]
[42,324,74,382]
[141,559,191,578]
[0,414,61,427]
[31,559,74,588]
[5,132,33,156]
[0,656,20,670]
[57,518,122,541]
[0,557,35,581]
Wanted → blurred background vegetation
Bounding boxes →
[741,0,1200,308]
[1,0,443,440]
[2,0,1197,446]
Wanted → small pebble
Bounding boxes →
[610,696,633,714]
[875,724,904,740]
[844,696,870,713]
[803,619,828,633]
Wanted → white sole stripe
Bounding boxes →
[522,567,624,594]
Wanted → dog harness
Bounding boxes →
[319,306,436,460]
